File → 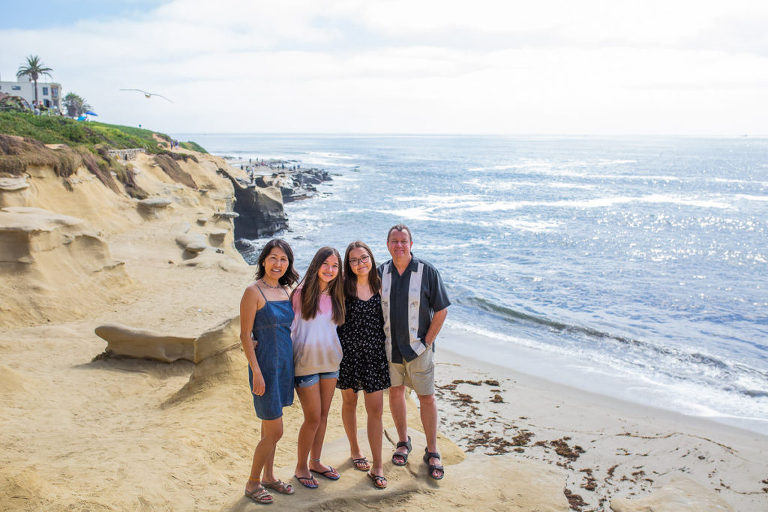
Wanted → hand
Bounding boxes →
[251,370,266,396]
[424,337,434,347]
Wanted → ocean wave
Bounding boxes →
[733,194,768,202]
[466,158,637,174]
[462,295,764,363]
[381,207,436,221]
[306,151,360,160]
[461,194,733,212]
[712,178,768,187]
[498,218,561,232]
[393,194,485,207]
[462,178,596,191]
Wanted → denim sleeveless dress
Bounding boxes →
[248,287,295,420]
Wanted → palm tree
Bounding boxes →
[16,55,53,107]
[63,92,91,117]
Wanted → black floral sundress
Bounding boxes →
[336,293,391,393]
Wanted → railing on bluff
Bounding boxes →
[107,148,146,161]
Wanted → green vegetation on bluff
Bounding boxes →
[0,112,207,154]
[1,112,207,200]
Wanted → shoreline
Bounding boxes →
[439,323,768,438]
[434,328,768,511]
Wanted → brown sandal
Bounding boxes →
[244,485,274,504]
[262,479,295,495]
[352,457,371,471]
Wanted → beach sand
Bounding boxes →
[1,147,766,511]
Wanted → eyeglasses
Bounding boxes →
[349,255,371,266]
[388,240,410,246]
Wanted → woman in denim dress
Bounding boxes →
[239,239,299,504]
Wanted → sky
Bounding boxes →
[1,0,768,135]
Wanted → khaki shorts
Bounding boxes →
[389,348,434,396]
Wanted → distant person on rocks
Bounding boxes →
[239,239,300,504]
[379,224,450,480]
[291,247,346,489]
[337,241,391,489]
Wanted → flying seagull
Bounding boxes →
[120,89,173,102]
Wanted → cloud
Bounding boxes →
[1,0,767,134]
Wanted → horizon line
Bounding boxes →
[168,132,768,139]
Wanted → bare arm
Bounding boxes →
[239,285,266,395]
[424,307,448,346]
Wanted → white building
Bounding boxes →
[0,76,62,110]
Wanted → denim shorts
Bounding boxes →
[294,371,339,388]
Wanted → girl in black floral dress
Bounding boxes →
[337,241,391,489]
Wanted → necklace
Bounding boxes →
[260,279,281,289]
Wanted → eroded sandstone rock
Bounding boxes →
[95,324,196,363]
[0,207,129,327]
[175,233,207,253]
[95,316,240,365]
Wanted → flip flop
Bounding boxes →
[423,448,444,480]
[368,472,388,489]
[391,436,412,466]
[352,457,371,471]
[244,486,274,504]
[262,479,294,495]
[310,466,340,480]
[293,474,318,489]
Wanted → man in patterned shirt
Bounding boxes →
[379,224,450,480]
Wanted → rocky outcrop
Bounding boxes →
[256,167,331,202]
[220,169,288,239]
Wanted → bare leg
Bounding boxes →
[340,388,362,458]
[389,385,409,459]
[295,384,321,481]
[364,390,384,476]
[417,393,443,478]
[246,417,284,493]
[261,437,278,484]
[308,378,338,474]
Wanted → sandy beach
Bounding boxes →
[1,145,766,511]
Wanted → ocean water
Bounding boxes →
[178,133,768,434]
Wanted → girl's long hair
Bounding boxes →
[255,239,299,287]
[343,241,381,298]
[291,246,345,324]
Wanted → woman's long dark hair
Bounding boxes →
[255,239,299,287]
[343,241,381,298]
[291,246,345,324]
